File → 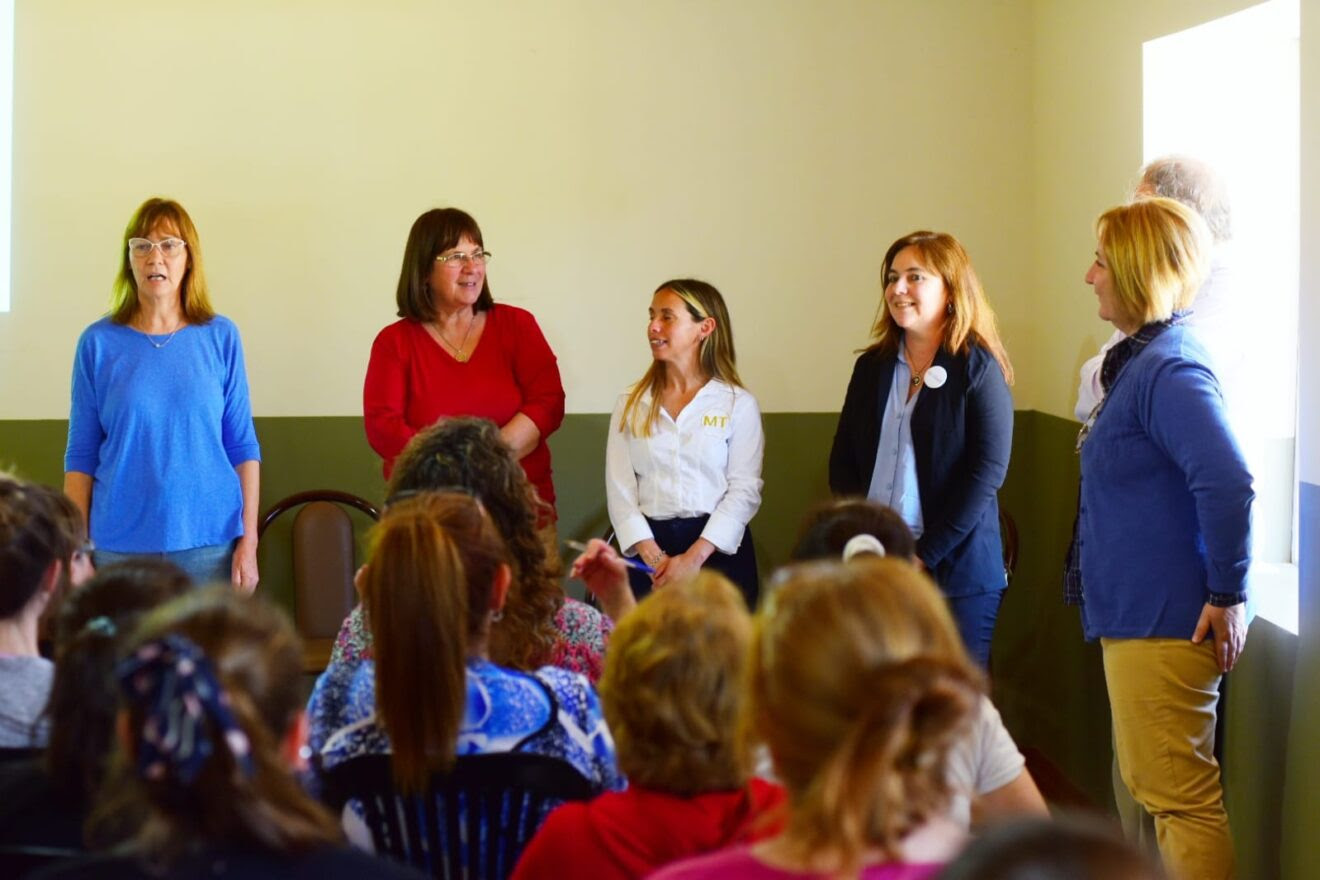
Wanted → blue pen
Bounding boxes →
[564,539,655,575]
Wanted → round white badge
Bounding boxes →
[923,365,948,389]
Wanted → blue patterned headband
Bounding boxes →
[117,634,254,784]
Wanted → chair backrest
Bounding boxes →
[321,752,595,879]
[999,507,1019,584]
[259,491,381,671]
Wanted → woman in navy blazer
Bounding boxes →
[829,231,1014,665]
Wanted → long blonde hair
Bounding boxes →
[868,231,1013,384]
[620,279,743,437]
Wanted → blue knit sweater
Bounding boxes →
[65,315,261,553]
[1078,326,1252,640]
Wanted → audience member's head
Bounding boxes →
[789,498,916,563]
[0,477,81,625]
[1095,197,1212,325]
[44,559,192,803]
[361,491,510,792]
[90,588,341,862]
[600,572,751,796]
[748,558,982,872]
[386,416,560,670]
[1137,155,1232,244]
[935,816,1167,880]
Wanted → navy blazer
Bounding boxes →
[828,343,1014,598]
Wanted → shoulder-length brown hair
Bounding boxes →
[387,417,560,670]
[111,198,216,326]
[746,559,982,873]
[362,492,507,792]
[395,207,495,321]
[868,231,1013,384]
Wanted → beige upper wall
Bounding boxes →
[1026,0,1273,417]
[0,0,1034,418]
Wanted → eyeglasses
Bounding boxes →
[75,540,95,558]
[128,237,187,258]
[435,249,492,267]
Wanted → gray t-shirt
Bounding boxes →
[0,655,54,747]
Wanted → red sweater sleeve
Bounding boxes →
[507,309,565,440]
[362,322,416,470]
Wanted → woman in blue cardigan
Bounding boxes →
[1072,197,1251,880]
[829,231,1014,666]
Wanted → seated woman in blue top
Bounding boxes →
[829,232,1014,667]
[63,198,261,589]
[1072,197,1251,880]
[312,491,622,848]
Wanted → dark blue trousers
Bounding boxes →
[626,515,759,610]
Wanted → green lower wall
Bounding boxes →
[0,411,1304,876]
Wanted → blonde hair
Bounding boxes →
[600,572,752,794]
[1096,197,1212,327]
[111,198,216,325]
[868,231,1013,384]
[620,279,743,437]
[748,559,982,871]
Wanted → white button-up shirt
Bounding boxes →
[605,379,764,556]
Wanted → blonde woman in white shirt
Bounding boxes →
[605,279,764,607]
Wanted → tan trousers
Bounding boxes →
[1102,637,1235,880]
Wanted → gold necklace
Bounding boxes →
[432,312,476,363]
[905,341,937,388]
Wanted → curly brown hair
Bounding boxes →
[386,417,561,670]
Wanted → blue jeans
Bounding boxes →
[946,587,1005,668]
[95,540,236,586]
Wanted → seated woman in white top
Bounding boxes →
[605,279,764,607]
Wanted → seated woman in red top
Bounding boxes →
[363,207,566,531]
[513,569,781,880]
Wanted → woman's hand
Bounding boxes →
[570,539,637,622]
[1192,602,1247,672]
[231,536,259,595]
[653,539,715,589]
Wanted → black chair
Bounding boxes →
[1000,506,1019,584]
[258,491,380,672]
[321,752,595,879]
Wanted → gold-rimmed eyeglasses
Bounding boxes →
[435,249,492,267]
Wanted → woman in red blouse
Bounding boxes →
[364,208,566,526]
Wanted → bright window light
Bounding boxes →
[1143,0,1300,632]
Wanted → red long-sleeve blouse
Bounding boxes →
[363,305,566,512]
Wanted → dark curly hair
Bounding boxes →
[386,417,560,670]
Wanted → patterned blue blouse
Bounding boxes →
[309,657,623,793]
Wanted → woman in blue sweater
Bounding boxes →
[63,198,261,589]
[1072,197,1252,880]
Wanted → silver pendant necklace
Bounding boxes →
[147,327,182,349]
